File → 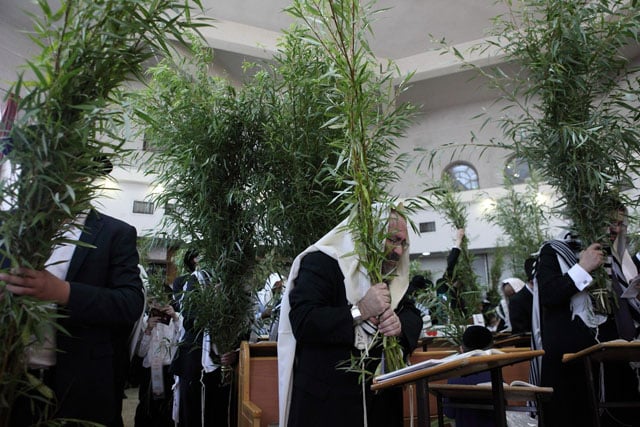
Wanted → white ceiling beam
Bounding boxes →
[198,19,281,59]
[199,19,509,83]
[392,38,507,82]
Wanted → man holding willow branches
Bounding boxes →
[278,208,422,427]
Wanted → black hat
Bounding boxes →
[410,274,433,290]
[183,250,199,272]
[462,325,493,351]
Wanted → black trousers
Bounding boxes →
[134,365,175,427]
[9,368,57,426]
[177,367,237,427]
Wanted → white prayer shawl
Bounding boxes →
[611,234,640,320]
[277,215,410,427]
[137,313,184,368]
[503,277,525,293]
[128,265,149,361]
[547,239,608,329]
[530,277,542,386]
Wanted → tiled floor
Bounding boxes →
[507,412,538,426]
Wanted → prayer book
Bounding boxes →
[374,348,504,382]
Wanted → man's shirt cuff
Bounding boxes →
[568,264,592,291]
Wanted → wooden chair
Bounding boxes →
[237,341,279,427]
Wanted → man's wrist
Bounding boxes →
[55,280,71,306]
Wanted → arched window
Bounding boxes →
[504,156,530,184]
[444,162,479,190]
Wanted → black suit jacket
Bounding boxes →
[51,210,144,425]
[508,286,533,334]
[287,251,422,427]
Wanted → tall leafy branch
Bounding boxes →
[430,178,482,345]
[286,0,416,378]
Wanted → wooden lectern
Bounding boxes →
[371,349,544,427]
[562,340,640,427]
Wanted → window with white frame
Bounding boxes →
[133,200,155,214]
[444,162,479,190]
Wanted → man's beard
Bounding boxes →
[382,252,400,275]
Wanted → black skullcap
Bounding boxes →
[462,325,493,351]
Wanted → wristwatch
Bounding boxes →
[350,305,363,325]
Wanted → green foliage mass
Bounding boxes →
[0,0,204,423]
[479,0,640,313]
[244,27,346,258]
[130,25,354,361]
[132,42,260,357]
[484,177,550,279]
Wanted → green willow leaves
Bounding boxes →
[0,0,205,423]
[286,0,416,380]
[476,0,640,313]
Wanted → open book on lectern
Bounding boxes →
[374,348,504,383]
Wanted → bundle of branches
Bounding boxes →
[487,246,506,307]
[0,0,204,422]
[286,0,416,378]
[131,41,262,386]
[430,177,482,347]
[476,0,640,314]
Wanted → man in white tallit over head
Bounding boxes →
[495,277,526,331]
[277,207,422,427]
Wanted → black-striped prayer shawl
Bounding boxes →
[530,238,577,388]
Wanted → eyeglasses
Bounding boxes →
[387,236,409,250]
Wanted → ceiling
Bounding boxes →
[201,0,508,59]
[1,0,509,87]
[195,0,510,83]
